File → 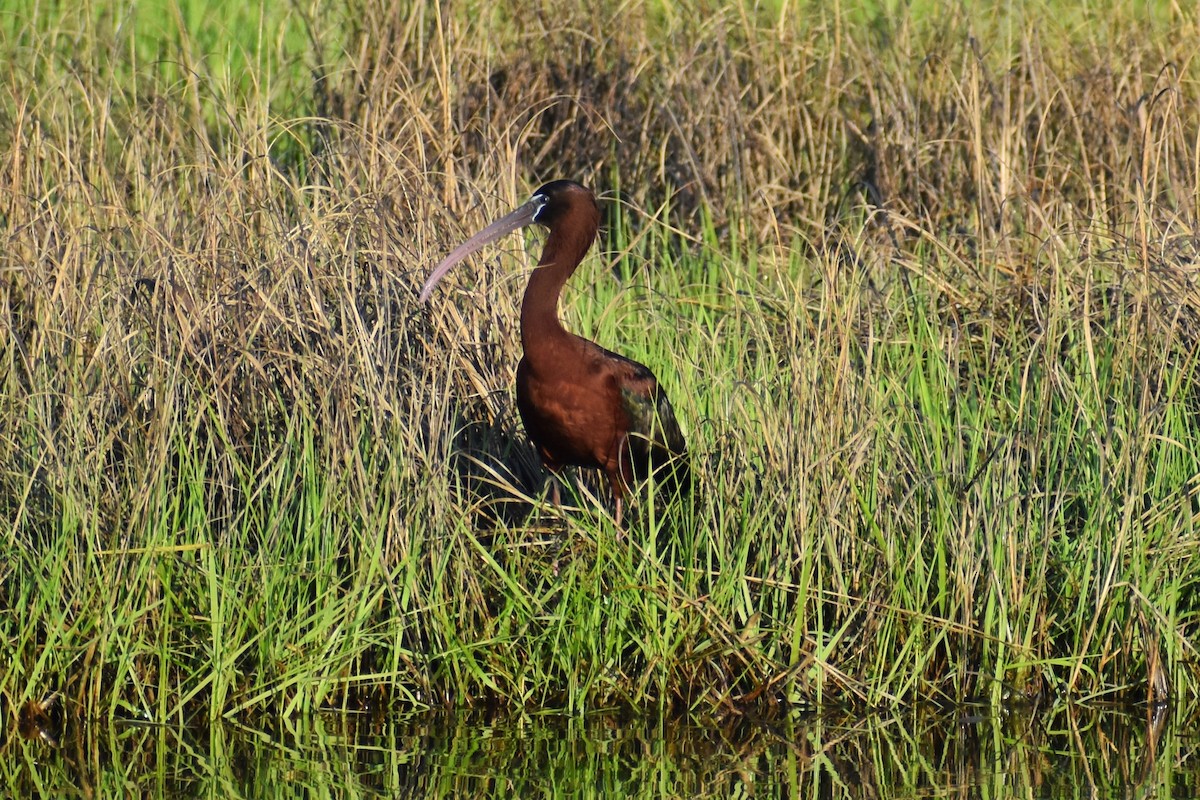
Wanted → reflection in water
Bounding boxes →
[3,703,1196,797]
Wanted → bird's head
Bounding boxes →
[418,180,598,303]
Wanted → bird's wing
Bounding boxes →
[618,370,691,494]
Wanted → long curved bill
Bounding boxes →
[419,195,547,304]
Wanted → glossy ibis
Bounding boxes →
[419,180,689,524]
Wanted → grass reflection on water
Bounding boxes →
[4,703,1197,797]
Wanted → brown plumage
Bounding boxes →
[419,180,689,523]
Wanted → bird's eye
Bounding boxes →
[531,194,549,220]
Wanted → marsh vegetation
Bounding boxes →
[2,0,1199,733]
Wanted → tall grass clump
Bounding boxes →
[2,0,1199,730]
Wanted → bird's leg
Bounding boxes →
[607,470,626,535]
[550,475,561,509]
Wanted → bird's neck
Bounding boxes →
[520,222,595,363]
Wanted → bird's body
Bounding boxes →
[420,180,689,522]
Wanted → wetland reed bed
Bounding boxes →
[2,0,1199,731]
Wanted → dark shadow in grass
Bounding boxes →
[449,401,549,532]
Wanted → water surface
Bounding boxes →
[6,704,1197,797]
